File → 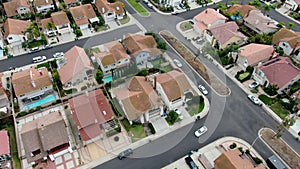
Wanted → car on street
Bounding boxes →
[147,3,153,8]
[29,47,40,53]
[118,148,133,160]
[198,84,208,95]
[173,59,182,68]
[143,0,148,3]
[248,94,262,106]
[171,11,179,15]
[43,44,53,50]
[194,126,207,137]
[53,52,64,58]
[185,156,199,169]
[248,81,259,89]
[33,56,47,63]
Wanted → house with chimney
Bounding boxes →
[193,8,227,39]
[152,70,194,110]
[3,0,32,18]
[20,111,71,163]
[272,28,300,61]
[12,67,54,111]
[114,76,163,124]
[69,4,99,31]
[95,0,125,23]
[69,89,115,145]
[93,41,130,76]
[243,10,278,34]
[252,57,300,93]
[33,0,59,14]
[122,34,162,64]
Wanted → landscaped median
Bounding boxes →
[127,0,149,16]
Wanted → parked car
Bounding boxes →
[43,44,53,50]
[171,11,179,15]
[33,56,47,63]
[173,59,182,68]
[118,148,133,160]
[194,126,207,137]
[248,81,259,89]
[147,3,153,8]
[143,0,148,3]
[53,52,64,58]
[179,3,186,9]
[198,85,208,95]
[248,94,262,106]
[29,47,40,53]
[175,5,181,10]
[185,156,199,169]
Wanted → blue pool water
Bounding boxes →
[22,94,56,111]
[103,76,113,83]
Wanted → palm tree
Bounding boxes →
[25,22,41,41]
[273,116,296,138]
[46,22,56,30]
[262,4,271,15]
[248,0,261,8]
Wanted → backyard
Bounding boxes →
[121,119,147,142]
[127,0,149,16]
[150,58,173,72]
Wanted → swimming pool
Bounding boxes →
[22,94,56,111]
[103,76,113,83]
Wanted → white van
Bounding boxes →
[33,56,47,63]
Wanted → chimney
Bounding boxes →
[216,9,219,13]
[145,76,147,81]
[39,70,43,76]
[102,7,105,13]
[45,0,48,3]
[31,81,36,87]
[103,110,107,115]
[205,10,208,14]
[267,22,270,25]
[30,70,33,80]
[153,76,156,89]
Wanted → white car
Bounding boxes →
[194,126,207,137]
[248,95,262,106]
[33,56,47,63]
[173,59,182,68]
[147,3,153,8]
[249,81,259,89]
[53,52,64,58]
[198,85,208,95]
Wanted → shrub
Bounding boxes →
[229,143,237,149]
[258,94,276,105]
[166,110,179,125]
[263,84,278,96]
[253,157,263,164]
[238,147,244,153]
[136,69,148,76]
[148,123,156,134]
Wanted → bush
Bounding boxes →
[259,94,276,105]
[229,143,237,149]
[253,157,263,164]
[136,69,148,76]
[263,84,278,96]
[148,123,156,134]
[166,110,179,125]
[235,70,251,82]
[238,147,244,153]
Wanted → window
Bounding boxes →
[31,149,41,156]
[282,43,286,47]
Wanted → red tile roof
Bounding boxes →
[3,18,31,38]
[69,89,114,141]
[240,43,275,65]
[3,0,31,17]
[193,8,226,27]
[70,4,97,25]
[259,57,300,88]
[0,130,10,156]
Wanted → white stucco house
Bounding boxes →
[95,0,125,23]
[3,0,32,18]
[69,4,99,31]
[283,0,300,11]
[34,0,59,14]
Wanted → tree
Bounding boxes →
[248,0,261,8]
[95,69,103,84]
[25,22,41,41]
[273,116,296,138]
[287,22,295,29]
[216,3,227,12]
[262,4,271,15]
[46,22,56,30]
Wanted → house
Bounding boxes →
[283,0,300,11]
[69,89,114,144]
[12,67,53,110]
[237,43,276,69]
[272,28,300,60]
[0,130,10,159]
[193,8,227,38]
[243,10,278,34]
[94,41,130,76]
[0,87,9,114]
[57,46,95,88]
[159,0,193,7]
[69,4,99,31]
[40,11,72,37]
[227,4,256,19]
[3,0,31,18]
[214,149,265,169]
[252,57,300,93]
[3,18,31,47]
[63,0,78,8]
[114,76,163,124]
[20,111,70,163]
[208,21,248,49]
[122,34,162,64]
[33,0,59,14]
[154,70,194,110]
[95,0,125,23]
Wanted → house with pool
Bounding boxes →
[12,67,56,111]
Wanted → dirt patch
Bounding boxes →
[160,30,230,96]
[261,128,300,169]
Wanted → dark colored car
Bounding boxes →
[185,156,198,169]
[118,148,133,160]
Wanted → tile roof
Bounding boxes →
[210,21,247,45]
[51,11,70,25]
[227,4,256,17]
[64,0,77,5]
[3,0,31,17]
[272,28,300,47]
[58,46,94,84]
[115,76,163,121]
[21,111,69,162]
[3,18,31,38]
[12,67,51,97]
[214,149,265,169]
[0,130,10,156]
[69,89,113,141]
[244,10,278,32]
[156,70,192,102]
[95,0,124,15]
[94,41,130,66]
[34,0,54,6]
[40,18,53,30]
[123,34,162,57]
[193,8,227,27]
[70,4,97,25]
[240,43,275,65]
[259,57,300,88]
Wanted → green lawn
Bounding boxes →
[112,98,125,117]
[160,65,173,72]
[121,119,147,142]
[151,58,165,67]
[179,21,193,32]
[188,102,205,116]
[259,94,276,105]
[120,15,130,25]
[270,102,289,119]
[127,0,149,16]
[238,72,250,80]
